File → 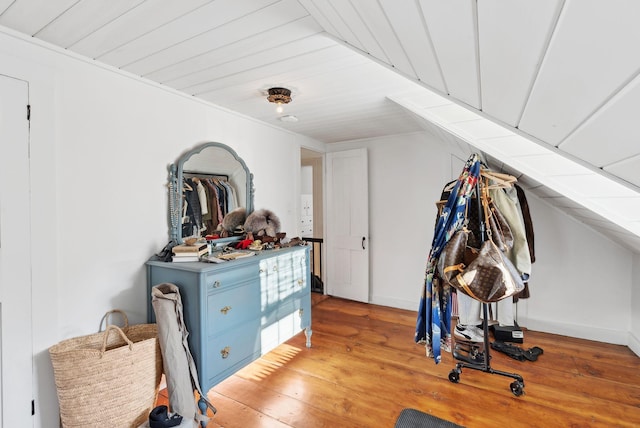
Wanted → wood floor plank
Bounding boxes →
[157,296,640,427]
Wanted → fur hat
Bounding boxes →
[243,209,281,237]
[221,207,246,232]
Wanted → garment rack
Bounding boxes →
[183,171,229,180]
[448,179,525,397]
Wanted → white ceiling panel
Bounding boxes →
[589,197,640,222]
[0,0,14,14]
[553,174,639,199]
[144,16,322,83]
[519,0,640,145]
[478,0,562,126]
[559,74,640,167]
[604,155,640,188]
[301,0,363,51]
[452,119,515,140]
[424,104,479,124]
[479,135,550,158]
[35,0,145,48]
[0,0,77,35]
[325,0,386,61]
[98,0,276,67]
[180,37,338,94]
[296,0,339,35]
[125,0,310,77]
[347,0,415,79]
[70,0,213,58]
[419,0,480,108]
[378,0,446,92]
[386,90,450,110]
[515,154,589,177]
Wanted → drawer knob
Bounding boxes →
[297,279,304,286]
[298,309,304,318]
[212,280,221,288]
[220,305,232,315]
[273,265,278,272]
[220,346,231,359]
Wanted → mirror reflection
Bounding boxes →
[169,142,254,243]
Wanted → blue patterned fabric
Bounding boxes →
[414,154,481,363]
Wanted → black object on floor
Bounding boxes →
[490,341,544,361]
[394,408,465,428]
[149,405,183,428]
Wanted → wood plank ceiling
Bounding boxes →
[1,0,639,252]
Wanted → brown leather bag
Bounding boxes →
[438,229,524,303]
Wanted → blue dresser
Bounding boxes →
[146,246,312,393]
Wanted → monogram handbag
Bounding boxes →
[460,193,513,251]
[438,229,524,303]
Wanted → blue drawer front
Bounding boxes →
[203,264,257,292]
[206,278,260,334]
[204,318,261,385]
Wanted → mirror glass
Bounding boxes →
[169,142,254,243]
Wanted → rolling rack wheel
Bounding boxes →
[450,303,525,396]
[448,369,460,383]
[510,380,525,397]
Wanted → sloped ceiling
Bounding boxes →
[0,0,639,252]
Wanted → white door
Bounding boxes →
[0,74,33,426]
[325,149,369,302]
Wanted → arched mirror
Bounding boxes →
[168,142,254,244]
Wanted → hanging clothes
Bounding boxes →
[182,174,239,237]
[415,153,481,363]
[490,186,531,279]
[513,183,535,300]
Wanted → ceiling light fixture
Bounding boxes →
[267,87,292,113]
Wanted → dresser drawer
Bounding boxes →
[207,278,260,334]
[205,319,261,383]
[203,264,256,292]
[260,295,309,353]
[259,251,306,274]
[259,252,307,302]
[275,268,307,294]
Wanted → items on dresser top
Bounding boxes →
[171,243,209,263]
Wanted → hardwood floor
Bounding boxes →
[158,295,640,427]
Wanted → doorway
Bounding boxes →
[300,148,324,294]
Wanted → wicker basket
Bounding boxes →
[49,311,162,428]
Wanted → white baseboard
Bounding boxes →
[370,296,638,354]
[518,316,628,346]
[628,331,640,357]
[370,295,418,312]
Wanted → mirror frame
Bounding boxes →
[168,142,254,243]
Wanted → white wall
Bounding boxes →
[328,132,636,348]
[0,27,324,428]
[518,196,632,344]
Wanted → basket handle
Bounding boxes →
[100,325,134,358]
[100,309,129,331]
